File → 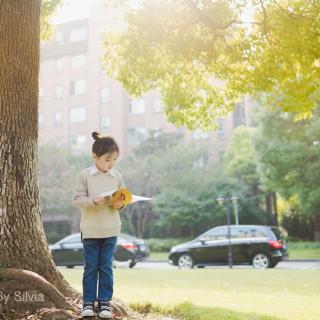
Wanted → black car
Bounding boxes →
[168,225,287,269]
[49,233,150,268]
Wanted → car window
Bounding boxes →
[270,227,286,241]
[61,234,81,244]
[249,228,267,238]
[231,227,251,239]
[202,227,227,241]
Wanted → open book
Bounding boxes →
[98,188,153,205]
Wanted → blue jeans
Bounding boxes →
[82,237,117,303]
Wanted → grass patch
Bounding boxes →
[131,301,285,320]
[60,267,320,320]
[288,242,320,259]
[149,252,168,261]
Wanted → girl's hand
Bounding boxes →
[112,199,123,210]
[93,196,111,206]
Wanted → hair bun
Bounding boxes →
[92,131,100,140]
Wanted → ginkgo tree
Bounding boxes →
[102,0,320,130]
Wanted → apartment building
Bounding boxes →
[39,1,251,158]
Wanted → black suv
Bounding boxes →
[168,225,287,269]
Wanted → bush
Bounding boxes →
[45,232,64,244]
[288,241,320,249]
[282,212,313,241]
[146,238,191,252]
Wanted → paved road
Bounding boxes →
[124,260,320,270]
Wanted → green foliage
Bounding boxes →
[146,238,191,252]
[119,131,268,238]
[253,105,320,220]
[282,211,314,241]
[102,0,320,130]
[45,231,64,244]
[40,0,63,40]
[38,144,91,214]
[224,126,259,186]
[288,241,320,249]
[118,132,182,237]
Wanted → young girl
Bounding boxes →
[72,132,125,318]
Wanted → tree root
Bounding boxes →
[0,268,144,319]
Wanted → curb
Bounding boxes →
[286,259,320,262]
[145,259,320,263]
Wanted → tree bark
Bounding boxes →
[314,215,320,241]
[0,2,141,319]
[272,192,279,227]
[0,0,77,298]
[265,193,273,225]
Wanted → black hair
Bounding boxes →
[92,131,119,157]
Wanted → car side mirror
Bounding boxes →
[59,243,66,249]
[200,238,206,245]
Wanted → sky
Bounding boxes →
[52,0,254,25]
[52,0,100,24]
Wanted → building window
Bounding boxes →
[216,118,224,138]
[101,116,111,129]
[70,135,86,148]
[192,129,209,140]
[54,85,63,99]
[154,98,163,113]
[54,112,62,127]
[70,80,86,95]
[70,28,87,42]
[71,54,86,68]
[39,87,44,98]
[100,88,111,103]
[55,31,63,45]
[129,98,145,114]
[70,106,86,123]
[128,128,147,145]
[56,59,63,72]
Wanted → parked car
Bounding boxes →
[49,233,149,268]
[168,225,288,269]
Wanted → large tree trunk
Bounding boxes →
[0,3,139,319]
[0,0,76,299]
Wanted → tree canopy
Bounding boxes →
[41,0,62,40]
[253,103,320,239]
[103,0,320,130]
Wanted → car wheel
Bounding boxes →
[177,253,194,269]
[251,253,270,269]
[129,260,136,268]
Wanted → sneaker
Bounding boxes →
[98,300,112,319]
[81,301,95,317]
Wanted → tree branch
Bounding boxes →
[186,0,240,32]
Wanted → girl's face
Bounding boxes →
[93,151,118,173]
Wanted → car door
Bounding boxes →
[192,227,228,264]
[54,234,83,266]
[231,226,251,263]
